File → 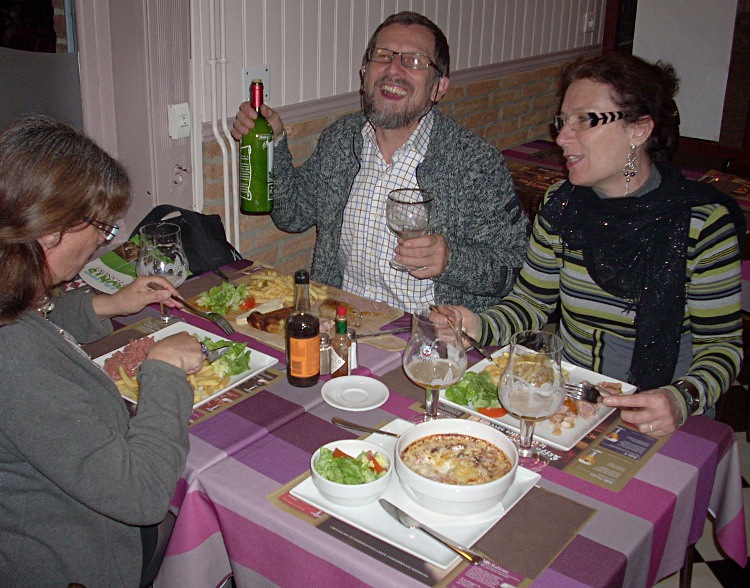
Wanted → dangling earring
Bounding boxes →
[623,144,638,196]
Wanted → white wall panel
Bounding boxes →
[193,0,605,124]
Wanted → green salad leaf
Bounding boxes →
[445,371,500,408]
[315,448,388,485]
[196,282,249,314]
[199,337,251,377]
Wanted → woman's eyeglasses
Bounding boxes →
[367,48,443,76]
[82,217,120,241]
[553,111,624,133]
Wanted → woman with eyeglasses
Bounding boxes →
[0,115,204,587]
[445,53,745,438]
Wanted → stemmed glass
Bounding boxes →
[136,222,190,324]
[498,330,566,471]
[402,310,467,421]
[385,188,434,271]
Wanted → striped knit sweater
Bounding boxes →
[478,166,743,416]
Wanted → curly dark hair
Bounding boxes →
[363,11,450,79]
[560,53,681,161]
[0,115,131,324]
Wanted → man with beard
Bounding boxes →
[232,11,528,313]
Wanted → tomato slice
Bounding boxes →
[239,296,256,311]
[477,407,508,418]
[332,447,354,459]
[365,451,386,473]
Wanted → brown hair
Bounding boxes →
[363,11,450,78]
[0,115,131,324]
[560,53,681,161]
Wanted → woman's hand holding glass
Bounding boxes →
[92,276,183,319]
[135,222,189,324]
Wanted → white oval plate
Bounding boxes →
[321,375,389,411]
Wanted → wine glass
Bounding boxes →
[498,330,566,471]
[402,309,467,421]
[136,222,190,324]
[385,188,434,271]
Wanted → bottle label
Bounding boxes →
[239,134,273,208]
[289,337,320,378]
[330,349,347,375]
[266,138,274,202]
[239,143,252,201]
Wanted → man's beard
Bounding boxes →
[362,76,436,129]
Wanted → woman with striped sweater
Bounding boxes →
[449,54,745,438]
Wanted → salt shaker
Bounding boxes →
[319,333,331,375]
[346,328,358,370]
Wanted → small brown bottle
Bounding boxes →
[285,270,320,386]
[330,307,351,378]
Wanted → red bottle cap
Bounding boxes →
[337,306,347,317]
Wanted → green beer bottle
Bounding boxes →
[239,80,274,213]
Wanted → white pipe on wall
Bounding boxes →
[218,0,241,252]
[207,0,234,245]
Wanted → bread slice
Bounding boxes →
[246,306,293,333]
[319,298,361,324]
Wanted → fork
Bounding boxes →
[147,282,235,336]
[565,381,611,403]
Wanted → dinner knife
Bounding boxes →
[331,417,401,438]
[352,326,411,339]
[378,499,484,565]
[461,330,494,362]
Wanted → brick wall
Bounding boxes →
[202,60,565,275]
[52,0,67,53]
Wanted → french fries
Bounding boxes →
[114,361,229,404]
[483,352,568,386]
[115,365,141,401]
[188,364,231,402]
[244,270,327,306]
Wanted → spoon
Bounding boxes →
[331,417,401,438]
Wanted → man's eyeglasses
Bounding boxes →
[367,48,443,75]
[82,217,120,241]
[553,111,624,133]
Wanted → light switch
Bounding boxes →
[168,103,191,139]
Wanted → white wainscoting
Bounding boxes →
[192,0,604,123]
[190,0,603,247]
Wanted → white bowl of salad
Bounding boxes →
[311,439,392,507]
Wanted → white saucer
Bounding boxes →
[321,376,389,411]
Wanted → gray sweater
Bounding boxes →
[271,109,530,312]
[0,290,194,587]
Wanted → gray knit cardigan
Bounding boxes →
[271,109,530,312]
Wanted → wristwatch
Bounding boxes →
[672,379,700,413]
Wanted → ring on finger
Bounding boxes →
[649,422,654,433]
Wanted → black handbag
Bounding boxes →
[130,205,242,276]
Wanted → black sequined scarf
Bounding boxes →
[539,162,745,390]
